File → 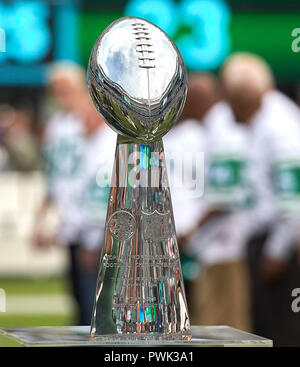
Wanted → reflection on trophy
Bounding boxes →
[88,16,191,341]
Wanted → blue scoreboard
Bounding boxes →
[125,0,231,71]
[0,0,78,85]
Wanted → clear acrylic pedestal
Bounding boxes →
[0,325,272,347]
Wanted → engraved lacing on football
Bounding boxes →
[132,22,155,69]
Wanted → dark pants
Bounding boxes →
[247,231,300,346]
[68,244,99,326]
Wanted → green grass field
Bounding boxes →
[0,277,75,347]
[0,277,69,295]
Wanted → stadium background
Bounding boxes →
[0,0,299,346]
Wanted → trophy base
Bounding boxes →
[90,331,191,343]
[0,325,272,347]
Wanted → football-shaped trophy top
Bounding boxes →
[87,16,187,143]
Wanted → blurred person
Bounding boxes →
[33,62,87,252]
[75,107,116,322]
[166,74,228,242]
[0,104,15,170]
[221,53,300,346]
[164,74,208,303]
[178,74,251,331]
[3,105,40,171]
[0,104,15,143]
[32,61,115,325]
[165,74,211,241]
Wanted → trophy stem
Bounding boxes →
[90,135,191,341]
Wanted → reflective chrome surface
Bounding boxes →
[88,17,191,340]
[90,139,191,340]
[88,17,187,143]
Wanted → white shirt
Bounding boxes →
[43,111,85,245]
[203,101,235,135]
[164,119,206,236]
[78,124,116,250]
[187,104,252,265]
[249,90,300,260]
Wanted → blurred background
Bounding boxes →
[0,0,300,347]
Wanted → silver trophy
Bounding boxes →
[87,16,191,341]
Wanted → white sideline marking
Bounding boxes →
[1,294,74,315]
